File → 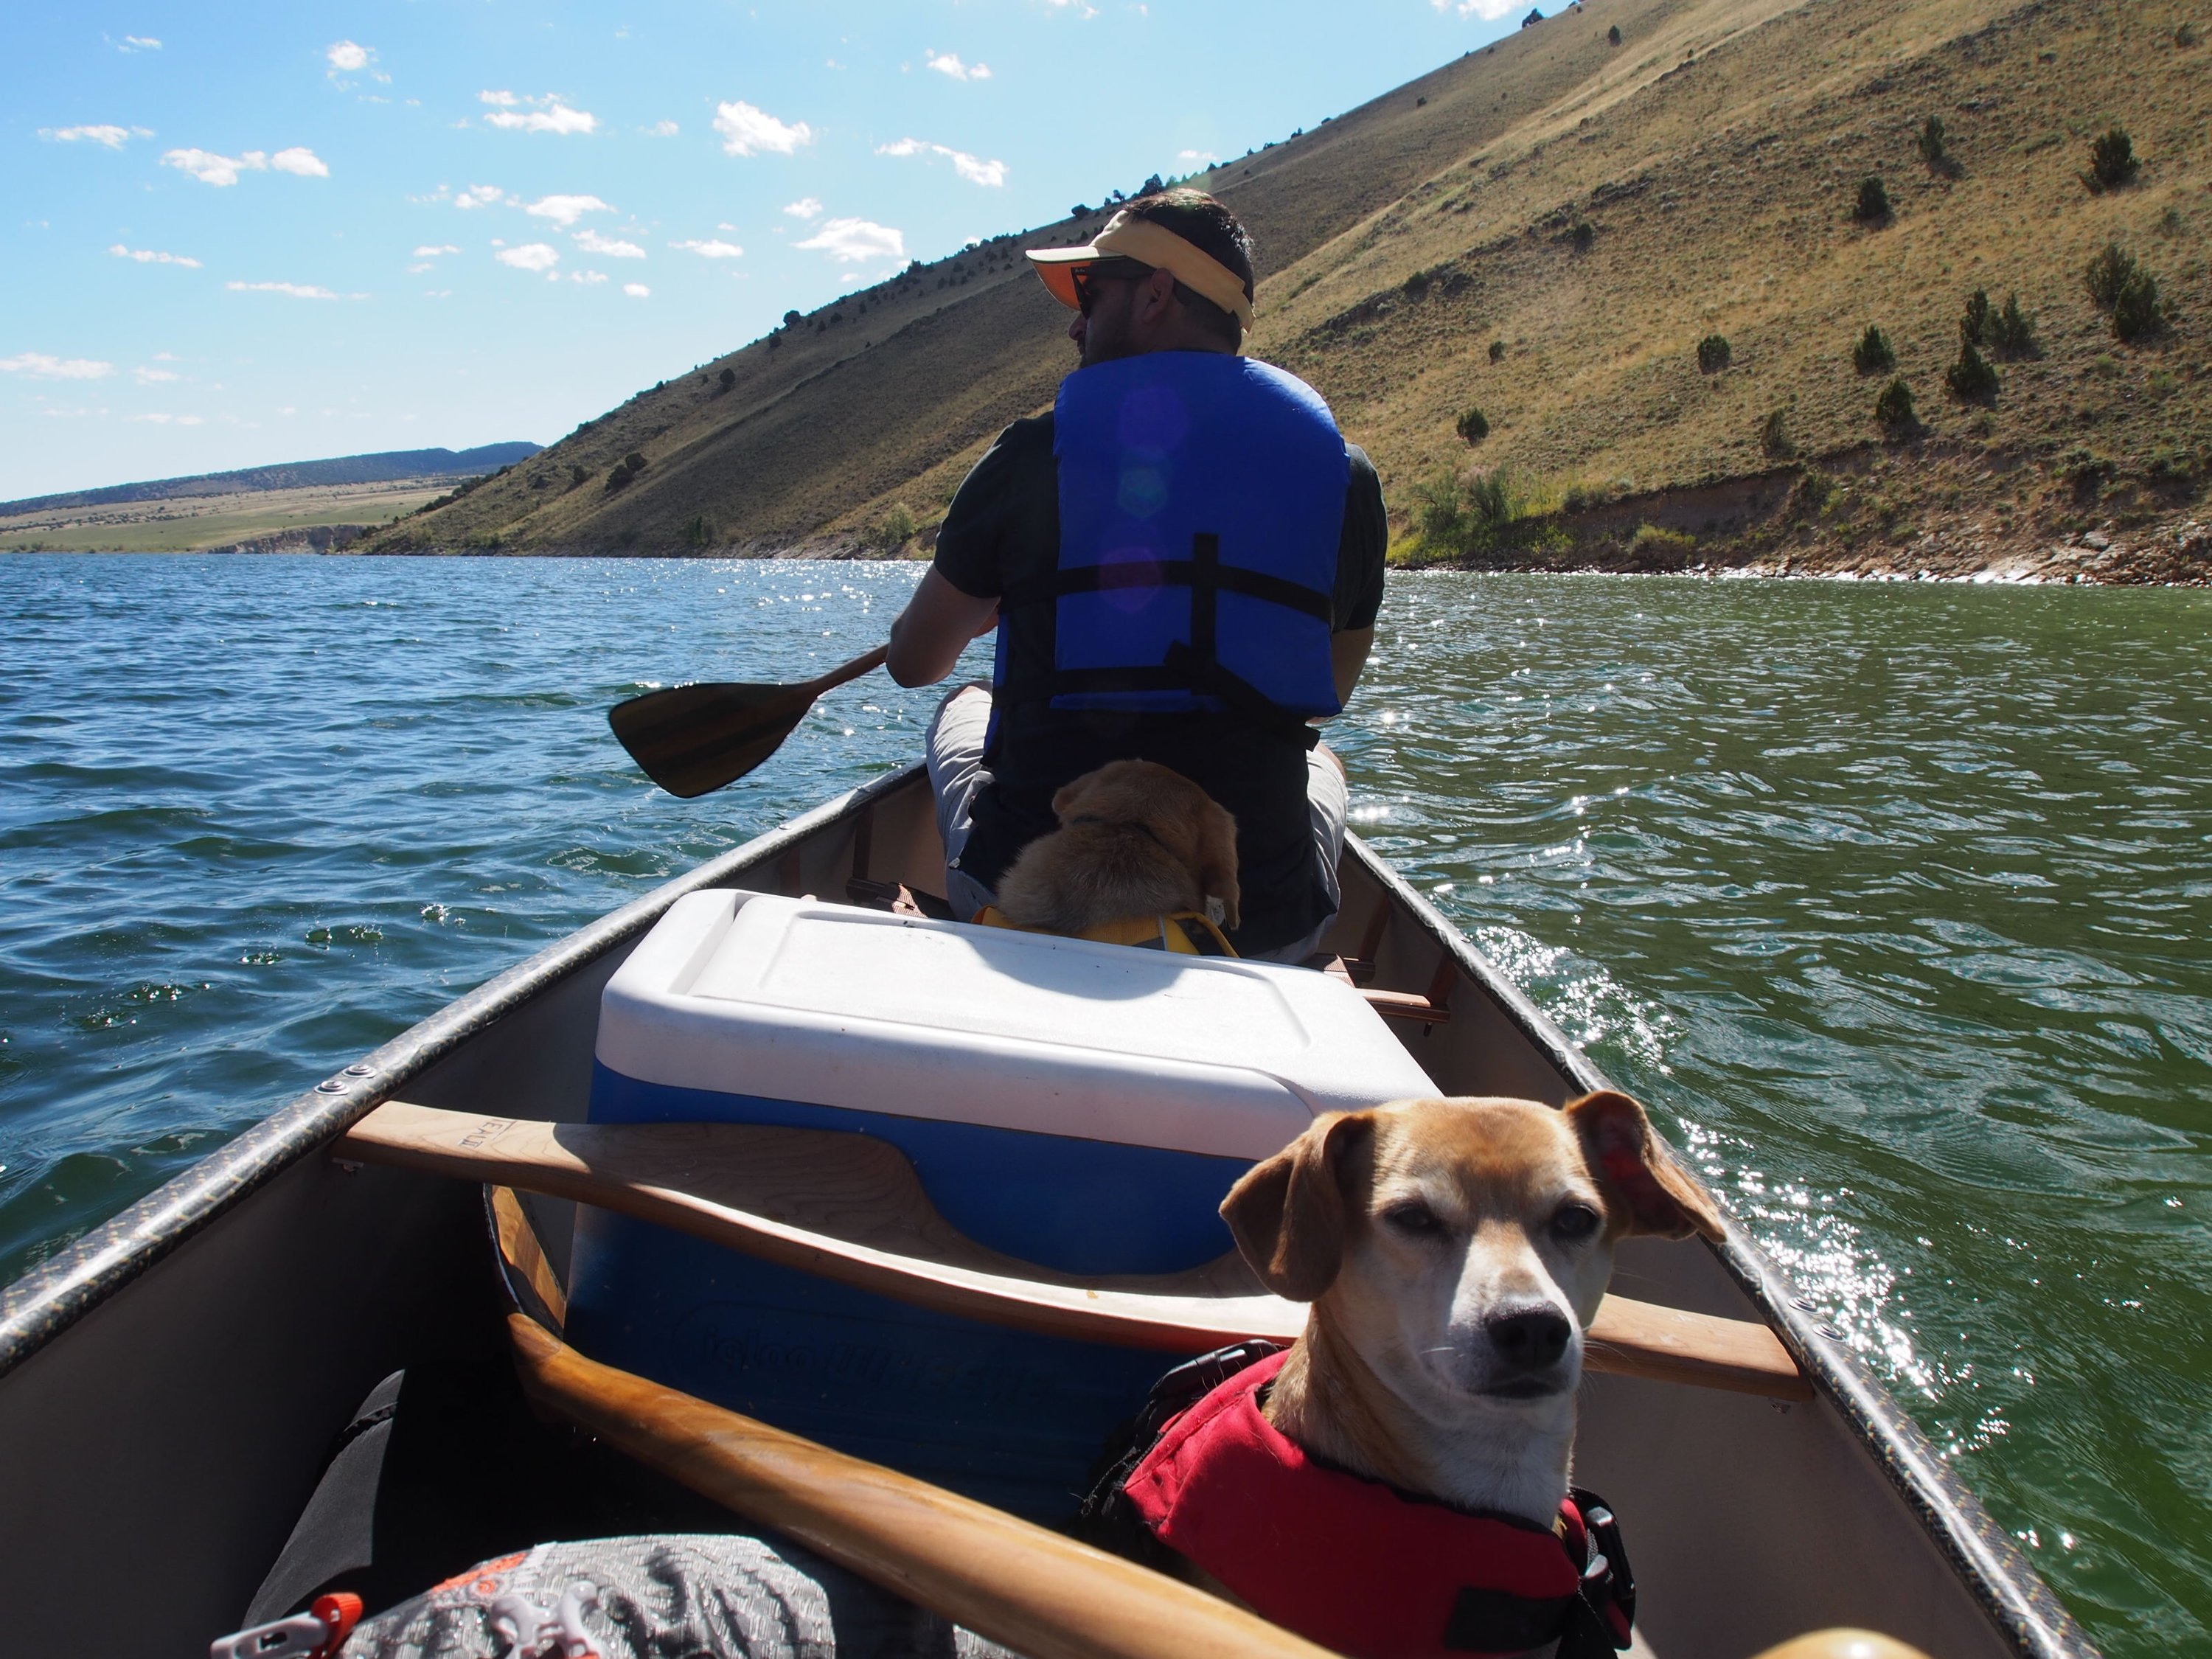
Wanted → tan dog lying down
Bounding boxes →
[991,759,1240,936]
[1099,1093,1725,1658]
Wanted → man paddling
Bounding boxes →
[887,189,1385,961]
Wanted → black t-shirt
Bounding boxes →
[933,398,1388,954]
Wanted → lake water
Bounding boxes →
[1,554,2206,1654]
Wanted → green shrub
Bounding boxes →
[717,367,736,393]
[1571,218,1596,251]
[1628,524,1697,562]
[1874,376,1919,435]
[567,463,589,490]
[1607,23,1622,44]
[2084,126,2140,191]
[1853,175,1891,223]
[1852,324,1896,374]
[2085,243,2137,310]
[1917,114,1954,173]
[1403,268,1433,298]
[1409,466,1545,557]
[1945,341,2001,402]
[681,514,715,550]
[867,502,919,553]
[1456,406,1491,444]
[625,451,647,473]
[1960,289,1993,345]
[1989,292,2039,356]
[2112,268,2163,340]
[1489,339,1506,363]
[2177,21,2201,46]
[1759,408,1796,459]
[1697,334,1731,373]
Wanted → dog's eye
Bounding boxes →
[1551,1202,1602,1242]
[1381,1200,1442,1237]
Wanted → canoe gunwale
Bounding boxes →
[0,761,925,1388]
[1347,837,2096,1659]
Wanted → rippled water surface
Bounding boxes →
[3,555,2207,1654]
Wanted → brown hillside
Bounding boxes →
[366,0,2211,581]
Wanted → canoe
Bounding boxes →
[0,762,2096,1658]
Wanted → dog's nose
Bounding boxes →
[1485,1304,1571,1369]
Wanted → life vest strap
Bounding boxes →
[999,558,1334,624]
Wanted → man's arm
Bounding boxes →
[888,567,1000,687]
[1331,626,1374,708]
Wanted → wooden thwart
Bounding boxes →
[344,1100,1809,1400]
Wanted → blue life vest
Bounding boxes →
[995,352,1349,737]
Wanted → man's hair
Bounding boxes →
[1125,188,1254,346]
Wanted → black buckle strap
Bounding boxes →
[1000,556,1333,623]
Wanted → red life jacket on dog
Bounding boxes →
[1118,1347,1635,1659]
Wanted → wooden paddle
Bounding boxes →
[506,1312,1338,1659]
[608,643,890,799]
[341,1101,1811,1399]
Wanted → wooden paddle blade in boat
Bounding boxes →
[506,1313,1338,1659]
[341,1100,1812,1399]
[609,644,890,798]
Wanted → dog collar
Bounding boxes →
[1118,1346,1635,1659]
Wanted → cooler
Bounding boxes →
[568,890,1437,1517]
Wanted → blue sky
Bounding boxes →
[1,1,1523,501]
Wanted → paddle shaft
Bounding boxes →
[341,1100,1810,1399]
[507,1315,1338,1659]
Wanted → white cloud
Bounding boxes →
[134,365,181,383]
[408,262,434,274]
[574,229,645,257]
[672,238,745,259]
[480,92,597,135]
[877,137,1006,188]
[1432,0,1521,15]
[0,352,115,380]
[326,40,371,72]
[643,119,679,136]
[226,280,342,299]
[110,243,201,268]
[623,282,650,298]
[925,51,991,81]
[524,193,611,227]
[571,270,608,285]
[495,243,561,272]
[713,100,812,156]
[160,146,325,185]
[41,124,153,147]
[128,412,204,425]
[782,197,823,219]
[454,184,507,209]
[1178,148,1220,164]
[413,243,461,257]
[162,147,265,185]
[117,35,161,52]
[795,217,905,264]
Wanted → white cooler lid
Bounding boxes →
[596,891,1438,1160]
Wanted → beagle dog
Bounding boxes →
[1222,1091,1725,1526]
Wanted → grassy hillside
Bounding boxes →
[4,443,540,517]
[366,0,2210,581]
[0,479,456,553]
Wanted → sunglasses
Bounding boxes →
[1071,258,1155,315]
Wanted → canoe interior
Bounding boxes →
[0,764,2084,1659]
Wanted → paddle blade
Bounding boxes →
[609,682,808,799]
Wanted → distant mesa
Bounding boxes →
[1,443,543,518]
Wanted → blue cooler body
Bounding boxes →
[569,891,1436,1520]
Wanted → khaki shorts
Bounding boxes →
[923,684,1347,963]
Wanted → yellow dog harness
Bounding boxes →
[971,906,1237,957]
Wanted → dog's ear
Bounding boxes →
[1220,1110,1375,1300]
[1194,799,1241,931]
[1049,777,1092,823]
[1566,1091,1725,1241]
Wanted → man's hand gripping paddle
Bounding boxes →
[608,644,890,799]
